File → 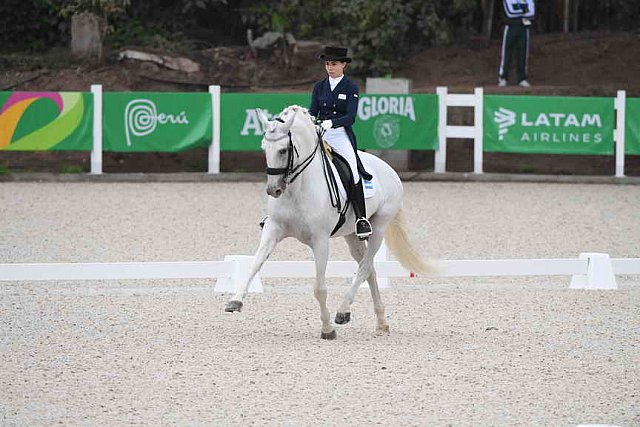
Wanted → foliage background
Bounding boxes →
[1,0,638,74]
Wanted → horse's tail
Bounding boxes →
[384,208,437,275]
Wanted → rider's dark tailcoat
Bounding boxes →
[309,76,371,180]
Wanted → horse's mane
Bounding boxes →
[279,104,310,119]
[261,105,313,150]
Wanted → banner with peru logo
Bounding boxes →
[484,95,614,155]
[103,92,212,152]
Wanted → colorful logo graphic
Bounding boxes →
[0,92,86,150]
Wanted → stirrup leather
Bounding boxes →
[355,217,372,239]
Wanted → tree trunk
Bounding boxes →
[572,0,580,31]
[481,0,496,40]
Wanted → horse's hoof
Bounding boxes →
[225,300,243,312]
[335,312,351,324]
[321,330,337,340]
[375,324,390,335]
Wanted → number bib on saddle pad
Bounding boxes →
[363,177,375,199]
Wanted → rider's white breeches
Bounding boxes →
[324,127,360,184]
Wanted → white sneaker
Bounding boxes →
[498,78,507,87]
[518,80,531,87]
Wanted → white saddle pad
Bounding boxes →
[327,160,376,201]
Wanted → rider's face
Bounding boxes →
[325,61,346,78]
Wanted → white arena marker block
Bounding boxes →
[214,255,263,293]
[570,253,617,290]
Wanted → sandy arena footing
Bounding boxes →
[1,182,638,425]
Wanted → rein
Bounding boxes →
[263,118,350,235]
[264,123,350,236]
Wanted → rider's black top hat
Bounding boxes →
[319,46,352,63]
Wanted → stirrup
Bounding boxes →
[355,217,372,240]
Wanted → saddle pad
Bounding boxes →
[327,160,376,200]
[363,177,375,199]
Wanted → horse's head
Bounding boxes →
[258,106,316,198]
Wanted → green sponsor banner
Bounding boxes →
[0,91,92,151]
[103,92,212,152]
[484,95,614,155]
[354,94,438,150]
[221,93,309,151]
[625,98,640,155]
[220,93,439,151]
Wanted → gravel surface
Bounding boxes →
[1,182,639,426]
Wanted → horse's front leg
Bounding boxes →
[312,237,336,340]
[225,219,283,312]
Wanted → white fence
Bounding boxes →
[434,87,628,177]
[2,252,639,291]
[86,85,632,177]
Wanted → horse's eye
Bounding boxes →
[278,148,287,155]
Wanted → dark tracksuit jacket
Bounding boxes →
[309,76,371,180]
[499,0,535,83]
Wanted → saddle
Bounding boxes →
[322,142,353,198]
[321,143,355,236]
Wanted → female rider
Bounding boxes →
[309,46,372,240]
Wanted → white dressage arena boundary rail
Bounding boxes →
[1,252,639,292]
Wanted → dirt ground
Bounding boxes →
[1,31,640,175]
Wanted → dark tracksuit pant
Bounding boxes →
[498,20,530,83]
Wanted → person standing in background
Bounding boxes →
[498,0,535,87]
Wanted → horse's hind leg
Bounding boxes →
[337,230,389,333]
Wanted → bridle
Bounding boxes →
[264,126,320,184]
[263,117,349,235]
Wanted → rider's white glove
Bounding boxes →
[320,120,333,130]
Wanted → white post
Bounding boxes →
[435,86,448,173]
[614,90,626,178]
[569,253,618,290]
[90,84,102,175]
[214,255,263,293]
[474,87,484,174]
[208,85,221,174]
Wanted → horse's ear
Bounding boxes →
[283,108,296,131]
[256,109,270,128]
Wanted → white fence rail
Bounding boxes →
[1,253,638,291]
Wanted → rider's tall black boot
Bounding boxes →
[352,180,372,240]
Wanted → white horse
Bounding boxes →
[225,105,433,339]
